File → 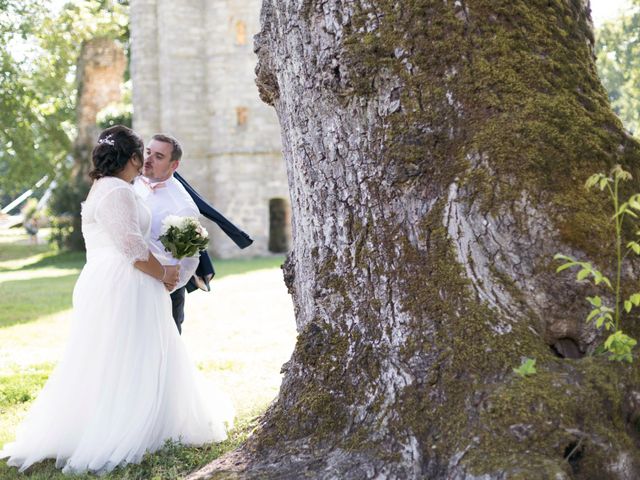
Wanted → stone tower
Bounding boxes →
[129,0,289,258]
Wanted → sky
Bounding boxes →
[46,0,635,23]
[24,0,640,62]
[46,0,633,28]
[591,0,633,26]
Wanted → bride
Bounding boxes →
[0,126,231,474]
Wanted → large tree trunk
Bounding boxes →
[63,38,126,251]
[191,1,640,478]
[73,37,126,179]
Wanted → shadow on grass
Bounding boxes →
[0,243,51,263]
[0,274,79,328]
[0,248,85,273]
[19,251,86,271]
[0,254,285,328]
[4,251,278,275]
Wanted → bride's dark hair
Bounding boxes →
[89,125,144,180]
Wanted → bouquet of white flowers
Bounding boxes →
[158,215,209,259]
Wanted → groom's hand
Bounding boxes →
[163,265,180,291]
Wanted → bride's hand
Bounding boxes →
[162,265,180,291]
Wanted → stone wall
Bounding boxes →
[130,0,289,258]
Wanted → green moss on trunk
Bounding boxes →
[246,0,640,477]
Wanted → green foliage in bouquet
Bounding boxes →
[158,216,209,260]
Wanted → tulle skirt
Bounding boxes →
[0,247,232,474]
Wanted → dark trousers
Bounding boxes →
[170,286,186,334]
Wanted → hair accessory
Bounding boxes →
[98,134,115,146]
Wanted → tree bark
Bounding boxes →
[65,37,126,251]
[73,37,126,179]
[192,1,640,478]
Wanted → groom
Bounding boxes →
[134,134,201,334]
[135,133,254,333]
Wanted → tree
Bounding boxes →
[0,0,127,198]
[57,36,127,251]
[0,0,69,197]
[190,1,640,479]
[596,0,640,135]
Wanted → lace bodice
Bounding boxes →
[81,177,150,263]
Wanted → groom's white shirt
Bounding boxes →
[134,174,200,290]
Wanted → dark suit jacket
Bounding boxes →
[174,172,253,293]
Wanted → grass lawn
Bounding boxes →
[0,231,295,478]
[0,230,286,328]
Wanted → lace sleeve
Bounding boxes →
[94,186,150,264]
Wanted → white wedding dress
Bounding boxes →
[0,176,231,474]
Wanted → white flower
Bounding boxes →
[161,215,208,238]
[161,215,186,234]
[197,224,209,238]
[187,218,209,238]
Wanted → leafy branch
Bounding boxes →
[554,165,640,362]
